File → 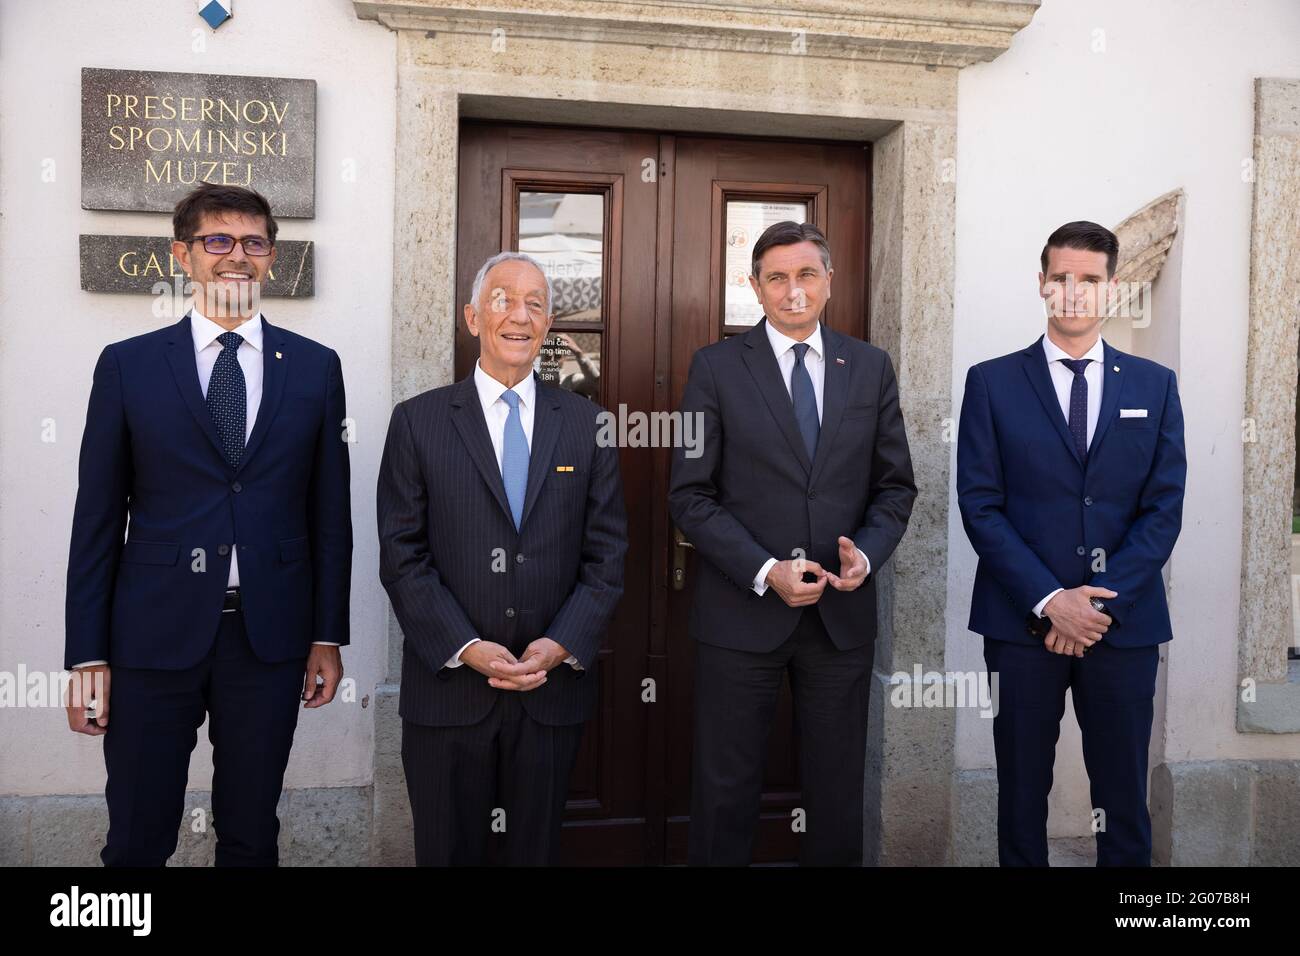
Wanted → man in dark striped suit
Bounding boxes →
[377,252,627,865]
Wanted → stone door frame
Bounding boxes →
[354,0,1041,865]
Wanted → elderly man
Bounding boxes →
[377,251,627,865]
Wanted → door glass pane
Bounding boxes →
[724,199,809,327]
[536,330,601,402]
[518,191,604,323]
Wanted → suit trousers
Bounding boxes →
[101,605,306,866]
[689,606,872,866]
[983,635,1160,867]
[401,691,585,866]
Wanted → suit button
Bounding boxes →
[232,482,242,493]
[515,553,525,564]
[808,491,816,499]
[1084,496,1093,506]
[505,607,516,618]
[218,544,230,556]
[1076,546,1086,556]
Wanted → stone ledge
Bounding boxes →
[0,786,372,867]
[1151,759,1300,866]
[1237,659,1300,733]
[355,0,1040,68]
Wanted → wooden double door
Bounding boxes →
[455,122,870,864]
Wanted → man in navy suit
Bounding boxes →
[957,221,1186,866]
[377,251,626,866]
[64,183,352,866]
[669,221,916,865]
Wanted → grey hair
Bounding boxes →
[469,251,554,316]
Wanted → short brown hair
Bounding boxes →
[751,220,832,277]
[1040,221,1118,277]
[173,182,277,244]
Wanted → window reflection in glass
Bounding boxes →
[519,191,604,323]
[724,199,810,327]
[536,331,601,402]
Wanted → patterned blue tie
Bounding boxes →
[207,331,246,468]
[500,389,529,529]
[790,342,820,460]
[1060,358,1091,463]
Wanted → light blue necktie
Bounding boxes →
[500,389,529,529]
[790,342,820,461]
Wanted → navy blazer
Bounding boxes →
[957,335,1186,647]
[668,320,917,654]
[64,313,353,670]
[376,373,627,728]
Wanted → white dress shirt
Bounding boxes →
[444,361,579,671]
[192,307,263,593]
[751,321,870,596]
[1032,333,1106,618]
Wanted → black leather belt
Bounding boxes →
[222,587,242,613]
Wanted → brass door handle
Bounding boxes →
[672,526,694,591]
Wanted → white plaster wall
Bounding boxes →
[949,0,1300,835]
[0,0,396,795]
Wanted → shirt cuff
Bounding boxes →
[752,557,779,596]
[565,654,582,671]
[444,637,481,668]
[312,642,341,646]
[1033,588,1064,618]
[70,660,107,669]
[856,548,871,577]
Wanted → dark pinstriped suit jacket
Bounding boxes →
[377,372,627,727]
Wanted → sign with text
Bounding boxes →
[81,67,316,217]
[79,235,314,297]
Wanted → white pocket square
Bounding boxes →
[1119,408,1148,418]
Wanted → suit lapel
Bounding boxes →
[521,376,563,529]
[1021,335,1084,468]
[1087,340,1127,461]
[741,319,812,474]
[450,376,515,526]
[809,325,848,486]
[165,313,230,468]
[236,316,285,474]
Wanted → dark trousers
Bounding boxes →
[689,607,872,866]
[983,636,1160,867]
[401,693,585,866]
[101,607,305,866]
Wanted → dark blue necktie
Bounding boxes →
[207,331,246,468]
[1060,358,1091,463]
[790,342,819,460]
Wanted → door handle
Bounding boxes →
[672,526,694,591]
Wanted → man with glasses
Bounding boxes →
[64,182,353,866]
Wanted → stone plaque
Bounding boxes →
[79,235,314,297]
[81,67,316,217]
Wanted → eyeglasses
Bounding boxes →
[185,234,274,256]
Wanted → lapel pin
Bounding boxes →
[1112,365,1119,372]
[275,351,283,360]
[555,465,574,472]
[835,357,846,365]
